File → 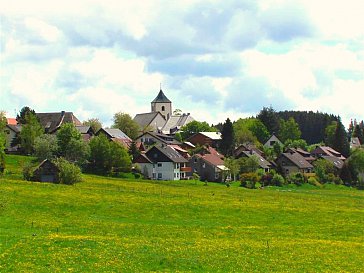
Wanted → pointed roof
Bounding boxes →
[151,89,171,103]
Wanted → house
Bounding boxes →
[75,125,95,141]
[276,151,314,176]
[264,134,283,148]
[133,112,166,133]
[319,156,345,171]
[234,143,264,157]
[286,147,315,163]
[32,159,60,183]
[96,128,132,148]
[6,118,17,125]
[236,150,272,172]
[187,132,222,148]
[311,146,346,160]
[161,113,194,135]
[3,124,22,152]
[36,111,82,134]
[350,137,361,149]
[136,131,181,148]
[134,144,189,180]
[190,152,229,182]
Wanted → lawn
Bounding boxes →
[0,155,363,272]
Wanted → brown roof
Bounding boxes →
[197,153,225,167]
[311,146,346,160]
[320,156,345,169]
[280,152,313,169]
[36,111,81,133]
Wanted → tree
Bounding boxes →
[112,112,139,140]
[89,134,131,174]
[348,148,364,188]
[34,134,58,161]
[279,117,301,143]
[257,106,280,135]
[57,123,90,165]
[0,133,5,173]
[313,158,335,183]
[332,120,350,158]
[324,121,337,147]
[180,120,216,140]
[352,124,364,144]
[239,156,259,173]
[233,118,269,145]
[83,118,102,133]
[284,139,308,150]
[220,118,234,156]
[173,109,182,116]
[19,112,44,154]
[224,157,240,181]
[128,140,140,160]
[16,106,36,124]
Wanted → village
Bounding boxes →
[1,89,364,188]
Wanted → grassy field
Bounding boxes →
[0,155,363,272]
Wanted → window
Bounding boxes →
[162,106,165,111]
[158,173,162,179]
[154,153,158,159]
[194,158,198,163]
[157,163,162,167]
[202,163,206,168]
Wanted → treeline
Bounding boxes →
[276,110,339,144]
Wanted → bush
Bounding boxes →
[240,172,259,189]
[55,158,82,185]
[22,162,34,181]
[287,172,305,186]
[308,176,321,187]
[271,173,285,187]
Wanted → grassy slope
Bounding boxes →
[0,155,363,272]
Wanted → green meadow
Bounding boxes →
[0,155,363,272]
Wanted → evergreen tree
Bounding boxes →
[16,106,36,124]
[332,119,350,157]
[352,124,364,144]
[257,106,280,135]
[220,118,234,156]
[128,140,140,160]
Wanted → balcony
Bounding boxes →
[180,167,192,172]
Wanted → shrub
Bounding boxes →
[240,172,259,189]
[287,172,305,186]
[22,162,34,181]
[261,172,274,186]
[55,158,82,185]
[271,173,285,187]
[308,176,321,187]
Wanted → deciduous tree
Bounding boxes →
[112,112,139,140]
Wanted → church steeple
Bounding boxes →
[151,89,172,120]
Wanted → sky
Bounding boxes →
[1,0,364,128]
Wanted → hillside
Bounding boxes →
[0,155,363,272]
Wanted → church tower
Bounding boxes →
[151,89,172,120]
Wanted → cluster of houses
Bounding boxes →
[3,89,361,183]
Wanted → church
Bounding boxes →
[133,89,194,135]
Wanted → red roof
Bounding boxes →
[7,118,17,125]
